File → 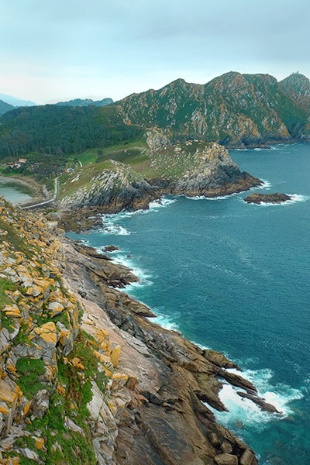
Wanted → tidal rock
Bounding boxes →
[244,192,292,204]
[103,245,120,253]
[237,391,281,414]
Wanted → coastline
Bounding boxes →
[61,238,280,464]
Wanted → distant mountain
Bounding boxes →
[117,72,310,147]
[0,93,36,107]
[56,97,113,107]
[0,72,308,158]
[0,99,15,115]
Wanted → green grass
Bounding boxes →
[0,277,15,310]
[15,358,48,399]
[0,218,35,259]
[0,277,17,332]
[23,330,106,464]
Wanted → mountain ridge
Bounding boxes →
[0,99,15,116]
[117,71,310,147]
[56,97,113,107]
[0,93,36,107]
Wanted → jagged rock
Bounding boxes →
[237,391,281,414]
[103,245,120,253]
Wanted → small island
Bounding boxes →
[244,192,292,204]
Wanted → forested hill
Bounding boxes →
[0,104,143,158]
[0,72,309,159]
[0,99,15,115]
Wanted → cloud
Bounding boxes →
[0,0,308,102]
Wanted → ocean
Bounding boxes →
[68,143,310,465]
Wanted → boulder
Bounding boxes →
[214,453,238,465]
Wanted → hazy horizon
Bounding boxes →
[1,70,309,107]
[1,0,309,105]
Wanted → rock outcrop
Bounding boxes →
[0,198,279,464]
[118,72,310,148]
[244,193,292,204]
[59,142,261,231]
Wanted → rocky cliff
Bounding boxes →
[59,140,261,224]
[118,72,310,147]
[0,198,279,464]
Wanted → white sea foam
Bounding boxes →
[100,196,176,234]
[286,194,308,204]
[184,195,206,200]
[101,223,131,235]
[253,194,309,207]
[152,312,179,331]
[111,253,153,288]
[185,193,239,201]
[257,179,272,190]
[149,197,177,209]
[212,367,303,431]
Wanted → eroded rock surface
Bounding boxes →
[0,198,277,464]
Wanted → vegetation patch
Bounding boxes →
[15,358,48,398]
[0,218,34,259]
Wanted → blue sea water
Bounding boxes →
[68,143,310,465]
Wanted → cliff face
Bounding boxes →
[59,140,261,218]
[118,72,309,147]
[0,199,278,464]
[0,199,140,464]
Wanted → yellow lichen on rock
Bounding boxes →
[110,345,122,367]
[34,437,45,450]
[32,322,57,344]
[2,305,21,318]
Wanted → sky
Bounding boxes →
[0,0,309,104]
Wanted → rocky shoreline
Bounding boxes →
[0,188,281,464]
[62,240,280,465]
[0,141,278,464]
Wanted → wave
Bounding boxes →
[286,194,308,204]
[257,179,272,190]
[185,193,239,201]
[109,252,153,288]
[149,197,177,209]
[101,223,131,235]
[212,367,303,431]
[151,312,179,331]
[100,196,177,235]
